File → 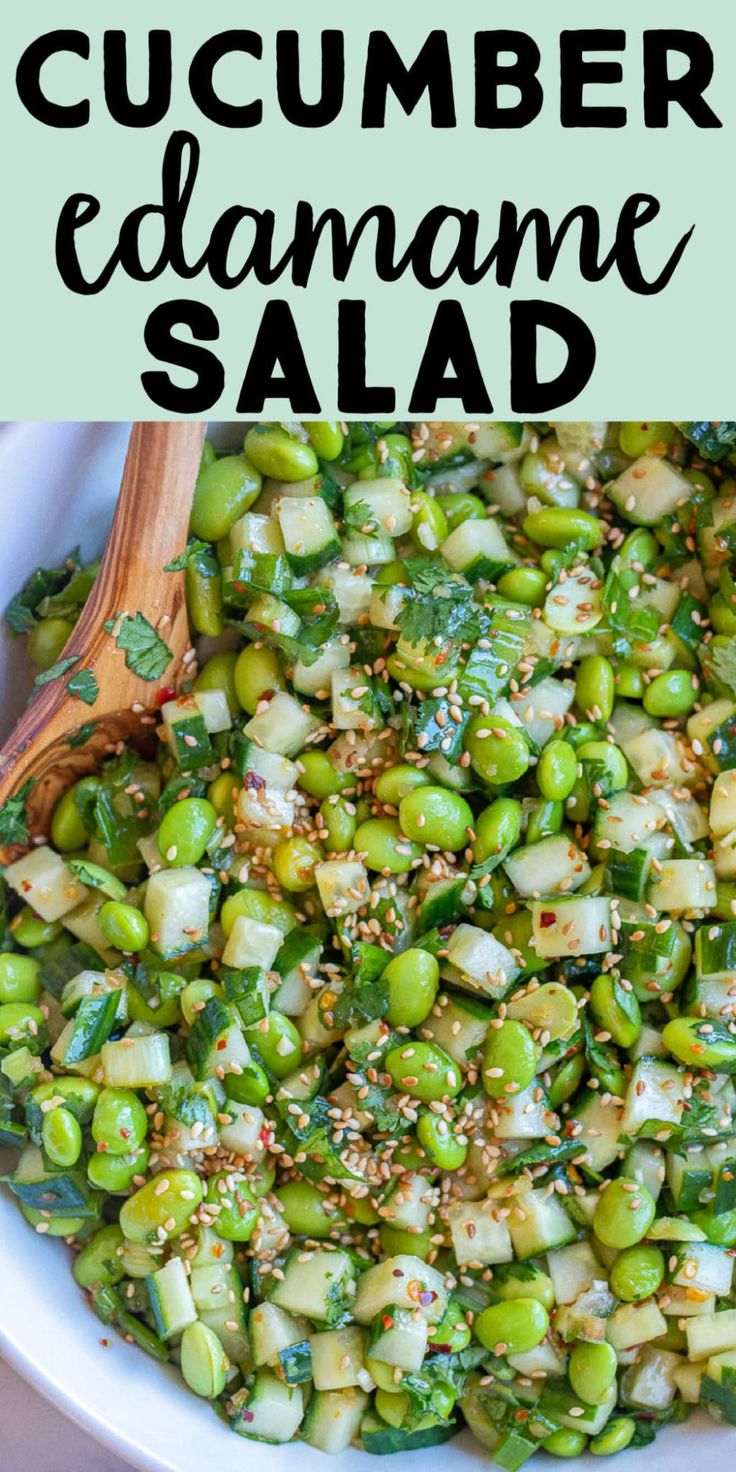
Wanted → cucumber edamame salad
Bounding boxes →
[4,417,736,1462]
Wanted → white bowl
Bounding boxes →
[0,423,730,1471]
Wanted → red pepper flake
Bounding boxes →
[382,1315,395,1331]
[259,1125,273,1148]
[540,911,557,928]
[216,1039,228,1050]
[156,686,176,706]
[241,1410,254,1423]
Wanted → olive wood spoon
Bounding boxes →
[0,421,205,863]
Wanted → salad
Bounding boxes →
[2,418,736,1464]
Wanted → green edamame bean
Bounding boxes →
[375,764,431,806]
[194,651,241,718]
[568,1340,618,1405]
[127,985,181,1029]
[88,1143,150,1194]
[482,1019,537,1099]
[205,1170,259,1241]
[493,1267,555,1312]
[42,1106,82,1167]
[157,798,218,868]
[318,796,357,852]
[410,490,448,551]
[609,1244,664,1302]
[416,1109,467,1170]
[27,617,74,670]
[190,454,261,540]
[181,1321,229,1398]
[20,1204,86,1236]
[689,1208,736,1247]
[200,438,216,470]
[548,1050,585,1108]
[616,665,644,699]
[0,1002,45,1050]
[564,721,600,750]
[221,887,295,937]
[385,1040,461,1102]
[526,798,564,844]
[207,773,238,826]
[384,949,439,1028]
[523,507,603,551]
[576,656,615,722]
[398,786,473,852]
[50,777,99,851]
[72,1224,126,1289]
[277,1180,345,1238]
[244,426,318,482]
[233,644,285,715]
[428,1300,472,1354]
[11,907,62,949]
[272,836,323,892]
[0,953,41,1004]
[379,1224,433,1262]
[709,593,736,637]
[496,566,548,607]
[186,549,223,637]
[120,1170,203,1243]
[617,527,659,569]
[589,974,641,1049]
[246,1011,301,1078]
[537,740,578,801]
[662,1016,736,1071]
[464,715,530,786]
[353,817,421,874]
[619,421,673,458]
[437,492,486,531]
[98,901,150,953]
[474,1297,549,1355]
[520,440,579,507]
[224,1060,270,1107]
[31,1076,99,1123]
[544,1429,589,1458]
[577,740,628,796]
[473,798,523,866]
[92,1087,148,1156]
[306,421,344,461]
[593,1178,655,1249]
[643,669,698,717]
[297,750,352,800]
[589,1417,637,1456]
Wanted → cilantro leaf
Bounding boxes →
[163,539,211,572]
[344,498,379,533]
[676,422,736,463]
[67,722,96,749]
[104,613,172,682]
[398,557,483,649]
[413,697,469,760]
[0,779,34,846]
[707,641,736,700]
[68,859,123,898]
[66,668,98,706]
[601,570,660,656]
[4,550,80,635]
[31,655,80,693]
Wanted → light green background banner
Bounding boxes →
[0,0,734,418]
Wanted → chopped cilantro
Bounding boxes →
[4,549,80,635]
[66,668,99,706]
[104,613,172,681]
[707,640,736,700]
[163,539,211,572]
[31,655,80,693]
[344,498,378,533]
[67,722,96,749]
[0,779,34,846]
[398,557,483,648]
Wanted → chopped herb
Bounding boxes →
[66,668,99,706]
[0,779,34,846]
[67,722,96,749]
[344,498,378,533]
[4,549,80,636]
[104,613,172,682]
[31,655,80,693]
[163,539,211,572]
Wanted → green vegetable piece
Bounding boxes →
[593,1178,655,1249]
[474,1297,549,1355]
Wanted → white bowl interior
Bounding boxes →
[0,423,729,1470]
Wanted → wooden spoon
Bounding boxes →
[0,421,206,864]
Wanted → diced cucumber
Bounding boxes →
[606,1300,667,1352]
[101,1032,171,1088]
[504,835,590,897]
[250,1302,309,1368]
[531,897,611,959]
[507,1188,576,1259]
[144,867,211,960]
[344,478,413,537]
[442,518,513,581]
[511,677,575,749]
[670,1243,734,1297]
[221,915,282,971]
[622,727,693,789]
[315,860,369,918]
[218,1101,266,1159]
[569,1092,626,1172]
[593,790,666,855]
[146,1255,197,1340]
[233,1371,304,1443]
[324,567,374,624]
[244,692,319,758]
[422,993,492,1066]
[302,1387,369,1455]
[547,1240,606,1305]
[367,1305,429,1371]
[446,1199,514,1268]
[609,455,690,525]
[352,1256,446,1325]
[331,668,378,731]
[310,1325,369,1389]
[269,1249,356,1326]
[620,1057,685,1137]
[444,923,518,998]
[277,496,340,574]
[292,640,350,697]
[544,568,603,636]
[648,858,716,913]
[493,1083,555,1140]
[686,1308,736,1361]
[5,846,87,922]
[272,930,323,1016]
[621,1345,681,1411]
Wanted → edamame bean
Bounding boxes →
[589,974,641,1049]
[11,908,62,949]
[385,1041,461,1101]
[27,617,74,670]
[526,799,564,845]
[506,982,578,1041]
[194,651,241,717]
[482,1019,537,1099]
[564,721,600,750]
[244,426,318,482]
[0,953,40,1004]
[473,798,523,866]
[180,1321,229,1398]
[306,422,344,461]
[205,1170,259,1241]
[609,1244,664,1302]
[272,836,323,892]
[577,740,628,796]
[92,1087,148,1156]
[277,1180,345,1238]
[42,1105,82,1167]
[207,773,238,826]
[544,1429,588,1458]
[224,1060,270,1107]
[662,1017,736,1071]
[120,1170,203,1243]
[72,1224,126,1289]
[537,740,578,801]
[615,665,644,699]
[464,715,530,786]
[233,644,285,715]
[493,1267,555,1311]
[31,1076,99,1122]
[318,796,357,852]
[428,1300,472,1354]
[523,507,603,551]
[51,776,100,851]
[156,798,218,868]
[568,1340,618,1404]
[474,1297,549,1355]
[221,887,295,937]
[246,1011,301,1078]
[619,421,673,458]
[375,764,431,806]
[496,565,548,607]
[384,949,439,1028]
[589,1417,636,1456]
[190,454,261,540]
[643,669,698,717]
[416,1109,467,1170]
[88,1144,150,1194]
[98,901,150,953]
[548,1050,585,1109]
[689,1208,736,1247]
[398,786,473,851]
[411,490,448,551]
[353,817,421,874]
[379,1224,433,1262]
[593,1178,655,1249]
[186,547,223,637]
[576,656,615,722]
[20,1204,86,1236]
[297,750,352,799]
[0,1002,45,1050]
[437,492,486,531]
